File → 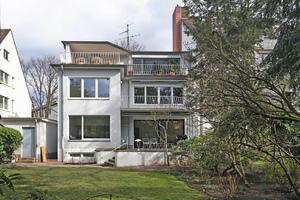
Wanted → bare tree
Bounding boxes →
[114,38,146,51]
[146,105,184,166]
[21,55,59,119]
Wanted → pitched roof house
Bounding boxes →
[0,29,57,162]
[52,41,198,164]
[0,29,31,117]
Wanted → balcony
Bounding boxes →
[121,95,187,110]
[127,64,188,76]
[60,52,121,65]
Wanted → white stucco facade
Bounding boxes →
[0,29,31,118]
[53,41,197,164]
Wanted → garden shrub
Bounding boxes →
[0,127,23,164]
[263,159,300,193]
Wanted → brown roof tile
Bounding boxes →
[0,29,11,43]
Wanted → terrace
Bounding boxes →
[127,64,188,76]
[60,52,121,65]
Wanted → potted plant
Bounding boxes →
[128,65,134,75]
[168,59,179,76]
[153,62,163,75]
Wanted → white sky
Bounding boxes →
[1,0,184,61]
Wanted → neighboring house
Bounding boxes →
[0,29,57,161]
[32,102,58,121]
[52,41,198,163]
[0,29,31,117]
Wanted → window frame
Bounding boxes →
[133,86,184,105]
[69,115,111,141]
[0,95,9,110]
[0,71,9,85]
[69,78,110,99]
[3,49,9,61]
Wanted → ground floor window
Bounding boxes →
[134,120,184,148]
[69,116,110,140]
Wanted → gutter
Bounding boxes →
[60,64,64,162]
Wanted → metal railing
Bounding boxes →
[121,95,186,109]
[127,64,188,75]
[60,52,121,64]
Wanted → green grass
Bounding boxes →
[2,167,202,200]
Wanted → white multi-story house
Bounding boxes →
[52,41,198,164]
[0,29,31,118]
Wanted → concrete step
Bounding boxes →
[103,157,115,167]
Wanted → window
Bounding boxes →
[70,78,110,98]
[147,87,158,104]
[84,79,95,97]
[160,87,171,104]
[98,79,109,98]
[0,96,9,110]
[134,87,184,105]
[12,100,14,112]
[70,78,81,97]
[134,87,145,104]
[12,77,15,88]
[173,88,183,104]
[0,71,9,85]
[69,116,110,140]
[3,49,9,60]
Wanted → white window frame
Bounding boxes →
[69,78,110,99]
[3,49,9,61]
[0,96,9,110]
[68,115,111,141]
[133,86,184,105]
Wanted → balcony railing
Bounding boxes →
[127,64,188,76]
[60,52,121,65]
[121,95,186,109]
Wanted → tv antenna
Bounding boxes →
[118,23,140,50]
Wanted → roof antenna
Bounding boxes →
[118,23,140,50]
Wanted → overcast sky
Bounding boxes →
[1,0,184,61]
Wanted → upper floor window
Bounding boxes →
[134,86,183,105]
[0,71,9,85]
[70,78,110,98]
[3,49,9,61]
[0,95,9,110]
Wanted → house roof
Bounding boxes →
[62,41,130,54]
[0,29,11,43]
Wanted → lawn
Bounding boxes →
[2,167,202,200]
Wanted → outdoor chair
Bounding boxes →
[142,138,150,149]
[91,57,103,64]
[150,138,157,149]
[75,57,86,64]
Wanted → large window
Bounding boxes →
[0,96,9,110]
[134,87,184,105]
[69,116,110,140]
[70,78,109,98]
[134,120,184,146]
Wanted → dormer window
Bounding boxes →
[3,49,9,61]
